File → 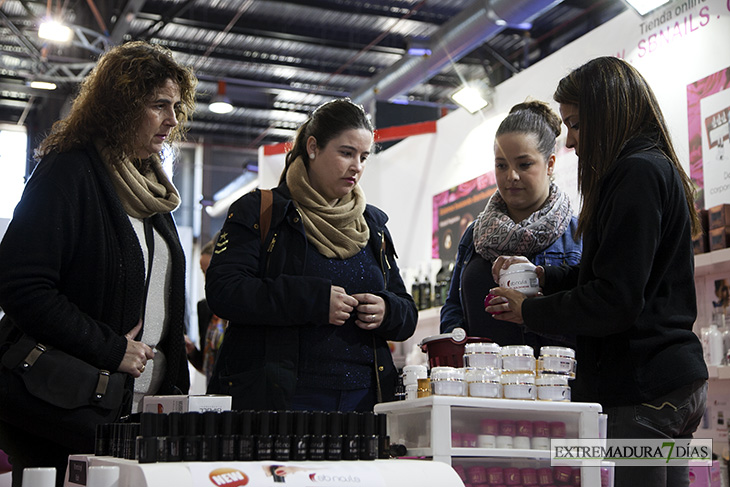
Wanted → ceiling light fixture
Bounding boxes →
[29,80,57,90]
[209,80,233,114]
[623,0,672,16]
[38,19,73,43]
[451,81,492,114]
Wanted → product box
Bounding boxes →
[693,232,709,254]
[141,394,232,414]
[709,227,730,251]
[688,460,722,487]
[708,204,730,230]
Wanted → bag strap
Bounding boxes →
[259,189,273,245]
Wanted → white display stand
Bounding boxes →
[62,455,465,487]
[375,396,603,487]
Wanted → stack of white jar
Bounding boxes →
[535,346,576,401]
[424,344,576,401]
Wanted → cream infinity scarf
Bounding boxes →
[96,142,180,219]
[286,156,369,259]
[472,183,573,263]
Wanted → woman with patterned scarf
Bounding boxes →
[0,41,196,487]
[440,101,582,350]
[206,99,417,412]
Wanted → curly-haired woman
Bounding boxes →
[0,41,197,487]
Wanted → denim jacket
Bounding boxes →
[440,217,582,348]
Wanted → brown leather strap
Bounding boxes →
[260,189,273,244]
[22,343,46,368]
[94,370,110,401]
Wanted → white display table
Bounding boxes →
[62,455,465,487]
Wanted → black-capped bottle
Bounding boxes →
[274,410,292,461]
[166,412,183,462]
[200,411,220,461]
[219,410,238,461]
[156,414,168,463]
[182,411,201,462]
[343,412,360,460]
[308,411,326,461]
[359,412,378,460]
[94,423,112,457]
[137,413,159,464]
[411,276,422,311]
[376,413,390,459]
[291,411,310,461]
[325,411,343,461]
[237,410,255,461]
[255,410,274,460]
[125,423,140,460]
[420,273,432,309]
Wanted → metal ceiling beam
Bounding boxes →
[134,7,405,55]
[109,0,146,45]
[266,0,456,24]
[350,0,563,105]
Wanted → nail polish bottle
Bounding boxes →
[200,411,220,462]
[237,410,255,461]
[359,412,378,461]
[166,412,183,462]
[156,414,168,463]
[137,412,159,464]
[308,411,326,461]
[182,411,201,462]
[325,411,343,461]
[255,410,274,460]
[95,423,112,457]
[291,411,310,461]
[343,412,360,460]
[274,410,292,461]
[376,413,390,459]
[219,411,238,461]
[125,423,140,460]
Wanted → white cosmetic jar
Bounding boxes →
[463,342,501,368]
[537,346,576,379]
[465,367,501,398]
[430,366,467,396]
[402,364,428,386]
[500,345,536,374]
[501,373,536,400]
[536,374,571,401]
[499,262,539,297]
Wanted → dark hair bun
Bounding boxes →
[510,100,562,138]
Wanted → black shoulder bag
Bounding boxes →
[0,218,162,452]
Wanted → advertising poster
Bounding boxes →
[687,66,730,208]
[432,172,497,261]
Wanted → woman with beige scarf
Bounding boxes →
[0,41,196,487]
[206,99,417,412]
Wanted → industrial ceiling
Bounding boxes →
[0,0,627,153]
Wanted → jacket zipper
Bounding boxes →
[264,233,277,275]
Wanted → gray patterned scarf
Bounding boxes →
[472,183,572,263]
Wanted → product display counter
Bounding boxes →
[63,456,465,487]
[375,396,606,487]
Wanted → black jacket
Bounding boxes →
[522,137,708,406]
[206,184,417,410]
[0,145,189,418]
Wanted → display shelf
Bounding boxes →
[707,365,730,380]
[694,247,730,277]
[375,395,603,487]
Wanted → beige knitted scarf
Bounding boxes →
[96,141,180,219]
[286,156,369,259]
